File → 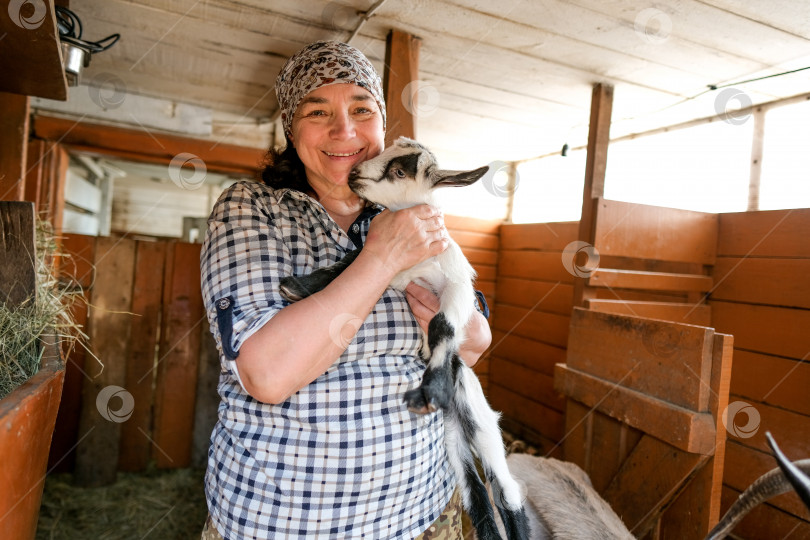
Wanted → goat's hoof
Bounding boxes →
[404,388,439,415]
[279,278,306,302]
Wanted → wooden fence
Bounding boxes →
[711,208,810,537]
[488,221,578,455]
[49,234,218,484]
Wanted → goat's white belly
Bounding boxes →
[390,259,447,294]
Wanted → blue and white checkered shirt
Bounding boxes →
[200,181,455,539]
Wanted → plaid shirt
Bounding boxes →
[200,181,455,539]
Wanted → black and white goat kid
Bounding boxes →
[279,137,530,540]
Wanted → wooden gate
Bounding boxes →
[556,197,734,538]
[48,234,219,485]
[555,308,733,538]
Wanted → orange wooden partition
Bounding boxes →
[48,234,218,484]
[555,308,733,538]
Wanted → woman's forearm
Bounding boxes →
[237,249,396,404]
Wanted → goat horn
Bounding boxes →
[767,432,810,510]
[705,454,810,539]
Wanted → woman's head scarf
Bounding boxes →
[275,41,386,140]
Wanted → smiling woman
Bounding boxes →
[199,41,491,540]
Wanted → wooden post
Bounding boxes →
[747,108,765,212]
[0,93,30,202]
[383,30,421,147]
[573,83,613,307]
[0,202,36,308]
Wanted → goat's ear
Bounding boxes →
[432,166,489,188]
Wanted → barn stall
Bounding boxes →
[1,0,809,538]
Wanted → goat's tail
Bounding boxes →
[705,458,810,539]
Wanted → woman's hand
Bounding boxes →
[363,205,448,279]
[404,282,492,367]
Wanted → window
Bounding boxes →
[759,100,810,210]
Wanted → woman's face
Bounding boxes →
[290,83,385,199]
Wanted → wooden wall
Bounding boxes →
[711,208,810,537]
[446,215,501,391]
[487,221,579,455]
[49,234,219,483]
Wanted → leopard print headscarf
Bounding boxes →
[275,41,387,140]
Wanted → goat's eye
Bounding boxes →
[394,168,405,178]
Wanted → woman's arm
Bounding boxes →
[404,282,492,367]
[237,205,448,404]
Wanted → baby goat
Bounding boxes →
[279,137,530,540]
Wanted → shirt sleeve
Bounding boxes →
[200,181,293,385]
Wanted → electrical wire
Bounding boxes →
[55,5,120,54]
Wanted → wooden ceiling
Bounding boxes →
[55,0,810,166]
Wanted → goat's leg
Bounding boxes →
[403,312,456,413]
[455,365,531,540]
[444,394,502,540]
[279,248,360,302]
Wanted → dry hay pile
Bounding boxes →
[36,466,209,540]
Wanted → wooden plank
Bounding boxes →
[192,327,220,469]
[593,198,718,265]
[554,364,716,454]
[730,350,810,417]
[118,241,166,472]
[0,93,29,202]
[0,0,67,100]
[32,116,264,176]
[717,208,810,258]
[722,399,810,459]
[459,246,497,266]
[586,299,712,326]
[152,242,204,468]
[48,234,96,473]
[447,229,498,251]
[488,383,564,442]
[492,304,570,348]
[720,485,810,539]
[489,330,567,377]
[589,412,628,493]
[661,332,734,538]
[497,250,575,283]
[602,434,708,537]
[499,221,580,251]
[495,277,573,316]
[566,308,713,411]
[383,29,420,146]
[712,257,810,309]
[74,236,136,486]
[489,357,565,412]
[712,301,810,360]
[445,214,501,236]
[0,202,36,308]
[724,441,810,518]
[573,83,613,308]
[24,139,45,211]
[563,400,592,470]
[49,143,68,235]
[588,268,713,292]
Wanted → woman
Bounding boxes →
[200,41,491,539]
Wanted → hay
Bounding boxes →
[36,466,209,540]
[0,223,90,399]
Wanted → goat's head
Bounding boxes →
[348,136,489,210]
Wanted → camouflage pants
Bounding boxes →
[200,489,462,539]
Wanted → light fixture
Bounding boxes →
[56,6,119,86]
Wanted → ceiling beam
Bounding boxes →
[383,29,421,147]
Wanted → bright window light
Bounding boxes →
[512,150,586,223]
[604,120,752,213]
[759,100,810,210]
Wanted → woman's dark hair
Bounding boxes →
[258,141,311,193]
